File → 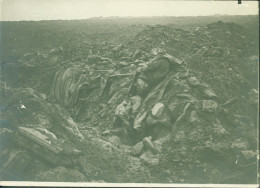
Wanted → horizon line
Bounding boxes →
[0,14,258,22]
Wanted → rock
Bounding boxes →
[115,100,130,117]
[126,156,152,181]
[189,111,200,123]
[146,103,171,128]
[188,77,200,86]
[134,59,145,65]
[130,64,136,68]
[130,95,142,114]
[231,139,248,150]
[240,150,257,161]
[66,117,84,140]
[118,61,128,67]
[152,140,163,153]
[90,137,117,152]
[35,166,87,182]
[131,141,144,157]
[107,136,121,146]
[213,119,228,135]
[153,135,170,153]
[151,103,165,118]
[202,88,217,99]
[121,57,132,62]
[248,89,258,105]
[233,114,253,128]
[146,112,171,130]
[133,110,147,131]
[202,100,218,112]
[236,150,257,167]
[140,151,159,166]
[143,136,158,154]
[151,48,161,55]
[163,53,182,66]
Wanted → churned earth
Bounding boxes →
[0,15,258,183]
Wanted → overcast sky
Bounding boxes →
[0,0,258,21]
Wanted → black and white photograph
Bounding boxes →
[0,0,259,187]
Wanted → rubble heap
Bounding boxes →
[0,20,258,183]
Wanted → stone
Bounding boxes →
[115,100,130,117]
[202,88,217,98]
[66,117,84,140]
[140,151,159,166]
[212,119,228,135]
[151,48,161,55]
[153,135,170,153]
[143,136,158,154]
[240,150,257,160]
[231,139,248,150]
[107,135,121,146]
[189,111,200,123]
[131,141,144,157]
[202,100,218,112]
[151,103,165,118]
[188,77,200,86]
[152,140,163,153]
[118,61,128,67]
[130,96,142,114]
[163,53,182,66]
[146,104,171,128]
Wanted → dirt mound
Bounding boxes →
[0,20,258,183]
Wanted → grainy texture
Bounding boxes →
[0,15,258,183]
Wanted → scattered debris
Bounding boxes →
[172,103,191,134]
[143,136,158,154]
[0,18,257,183]
[189,110,200,123]
[151,103,165,118]
[133,110,147,131]
[131,141,144,157]
[140,151,159,166]
[130,95,142,114]
[202,100,218,113]
[188,77,200,87]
